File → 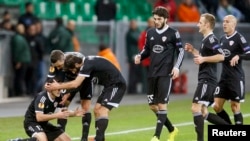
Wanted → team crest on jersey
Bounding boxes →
[49,66,55,73]
[38,102,45,109]
[162,36,167,42]
[54,102,58,107]
[229,40,234,46]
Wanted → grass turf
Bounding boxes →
[1,94,250,141]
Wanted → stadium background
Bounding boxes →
[0,0,250,102]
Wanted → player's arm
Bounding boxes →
[46,75,85,91]
[184,43,199,56]
[201,54,224,63]
[36,111,69,122]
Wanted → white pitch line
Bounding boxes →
[71,113,250,140]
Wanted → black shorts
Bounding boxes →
[61,77,93,102]
[96,82,126,110]
[147,76,172,105]
[192,80,216,106]
[24,121,63,140]
[214,78,245,102]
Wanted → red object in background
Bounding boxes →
[180,71,188,94]
[172,71,188,94]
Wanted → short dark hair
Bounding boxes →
[50,50,64,63]
[25,2,32,8]
[55,17,63,26]
[99,44,108,51]
[152,6,169,19]
[64,54,83,70]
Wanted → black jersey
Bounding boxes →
[46,66,66,83]
[140,26,184,77]
[220,31,250,79]
[24,91,62,125]
[79,56,125,86]
[46,52,84,83]
[198,33,224,83]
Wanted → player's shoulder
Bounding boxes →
[48,65,56,73]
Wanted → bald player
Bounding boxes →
[212,15,250,125]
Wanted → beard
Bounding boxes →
[156,22,166,30]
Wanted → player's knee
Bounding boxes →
[231,102,240,113]
[149,105,158,112]
[212,103,221,112]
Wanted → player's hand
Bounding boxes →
[193,54,204,65]
[57,109,70,119]
[134,54,141,64]
[230,55,239,67]
[184,43,194,53]
[60,93,70,105]
[45,80,60,91]
[171,67,180,80]
[74,107,85,117]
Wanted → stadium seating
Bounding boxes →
[2,0,152,21]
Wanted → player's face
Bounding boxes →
[51,89,61,98]
[52,60,64,70]
[223,16,236,35]
[197,17,206,34]
[68,63,81,74]
[153,15,166,30]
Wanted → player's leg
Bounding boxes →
[79,78,93,141]
[192,82,208,141]
[230,79,245,125]
[57,92,75,131]
[204,84,229,125]
[80,99,92,141]
[213,82,232,124]
[94,82,126,141]
[24,122,47,141]
[54,132,71,141]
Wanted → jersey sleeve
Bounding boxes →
[209,35,224,55]
[140,31,150,61]
[174,30,184,69]
[79,58,92,77]
[238,34,250,60]
[46,65,56,83]
[34,95,46,113]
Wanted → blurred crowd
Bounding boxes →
[0,0,249,97]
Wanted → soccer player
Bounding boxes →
[213,15,250,125]
[184,13,229,141]
[45,55,126,141]
[22,82,84,141]
[134,6,184,141]
[48,50,92,141]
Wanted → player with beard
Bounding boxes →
[184,13,229,141]
[134,6,184,141]
[45,54,126,141]
[47,50,93,141]
[213,15,250,125]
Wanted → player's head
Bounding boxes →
[48,82,61,98]
[197,13,216,34]
[223,15,237,35]
[50,50,65,70]
[152,6,169,30]
[64,54,83,74]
